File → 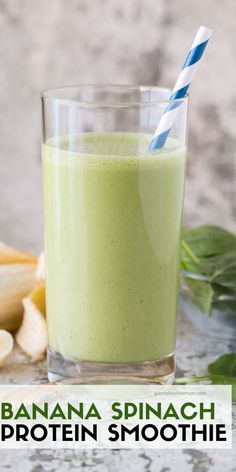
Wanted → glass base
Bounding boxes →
[47,348,175,385]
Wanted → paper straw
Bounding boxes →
[149,25,212,151]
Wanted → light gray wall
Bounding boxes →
[0,0,236,252]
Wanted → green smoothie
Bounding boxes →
[42,133,186,363]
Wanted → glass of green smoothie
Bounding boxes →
[41,85,188,384]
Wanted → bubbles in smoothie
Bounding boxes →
[45,132,184,170]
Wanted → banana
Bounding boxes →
[0,241,37,265]
[35,252,45,283]
[0,242,37,331]
[15,285,47,360]
[0,242,48,361]
[0,330,14,367]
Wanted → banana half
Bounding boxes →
[0,330,14,367]
[0,242,37,331]
[16,285,47,360]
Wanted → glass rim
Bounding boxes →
[41,84,189,108]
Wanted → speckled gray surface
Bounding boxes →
[0,0,236,470]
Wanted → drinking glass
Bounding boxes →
[41,85,188,384]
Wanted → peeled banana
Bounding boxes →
[0,242,47,361]
[15,285,47,360]
[0,329,14,366]
[36,252,45,283]
[0,242,37,331]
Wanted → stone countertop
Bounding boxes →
[0,312,235,472]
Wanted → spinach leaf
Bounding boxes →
[181,276,214,315]
[208,354,236,401]
[176,353,236,401]
[181,225,236,315]
[201,251,236,287]
[211,283,236,315]
[183,225,236,258]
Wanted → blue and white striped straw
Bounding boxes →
[149,25,212,151]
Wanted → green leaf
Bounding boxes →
[212,283,236,315]
[176,353,236,401]
[201,251,236,287]
[183,225,236,258]
[181,276,214,315]
[181,225,236,315]
[181,240,200,273]
[208,353,236,401]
